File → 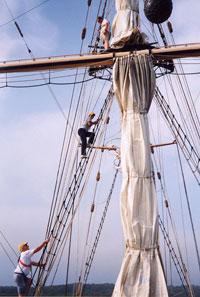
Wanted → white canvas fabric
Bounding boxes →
[111,0,148,48]
[112,54,169,297]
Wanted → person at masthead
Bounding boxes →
[97,16,111,50]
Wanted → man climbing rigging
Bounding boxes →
[14,238,50,297]
[78,112,102,158]
[97,16,111,50]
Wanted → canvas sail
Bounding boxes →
[112,53,169,296]
[111,0,148,48]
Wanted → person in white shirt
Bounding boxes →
[78,112,102,158]
[14,239,49,296]
[97,16,111,50]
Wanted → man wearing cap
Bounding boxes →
[14,238,49,296]
[78,112,102,158]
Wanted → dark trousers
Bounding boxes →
[78,128,95,155]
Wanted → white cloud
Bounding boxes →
[0,111,65,206]
[0,0,59,60]
[0,110,65,285]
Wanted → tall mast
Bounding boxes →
[111,0,169,296]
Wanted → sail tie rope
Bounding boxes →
[116,6,139,13]
[126,240,159,252]
[123,173,154,179]
[122,110,148,115]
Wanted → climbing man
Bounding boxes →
[78,112,102,158]
[97,16,111,50]
[14,238,50,296]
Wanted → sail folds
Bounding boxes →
[111,0,147,48]
[113,54,169,297]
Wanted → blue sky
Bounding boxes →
[0,0,200,288]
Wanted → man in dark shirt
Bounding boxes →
[78,112,101,158]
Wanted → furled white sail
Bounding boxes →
[111,0,148,48]
[112,54,169,297]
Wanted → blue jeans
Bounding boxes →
[78,128,95,155]
[14,273,27,295]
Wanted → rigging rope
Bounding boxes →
[176,144,200,272]
[3,1,107,293]
[39,93,114,291]
[158,216,192,297]
[1,0,52,29]
[149,19,200,166]
[43,0,97,251]
[42,1,113,291]
[64,201,74,296]
[167,22,200,145]
[77,110,110,292]
[33,8,114,292]
[0,241,16,268]
[152,27,200,286]
[175,148,190,274]
[154,87,200,185]
[80,164,120,297]
[4,0,69,122]
[1,67,200,89]
[153,149,195,295]
[0,230,18,258]
[33,87,114,296]
[155,21,200,157]
[0,77,96,88]
[149,116,194,294]
[0,230,18,268]
[88,0,109,53]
